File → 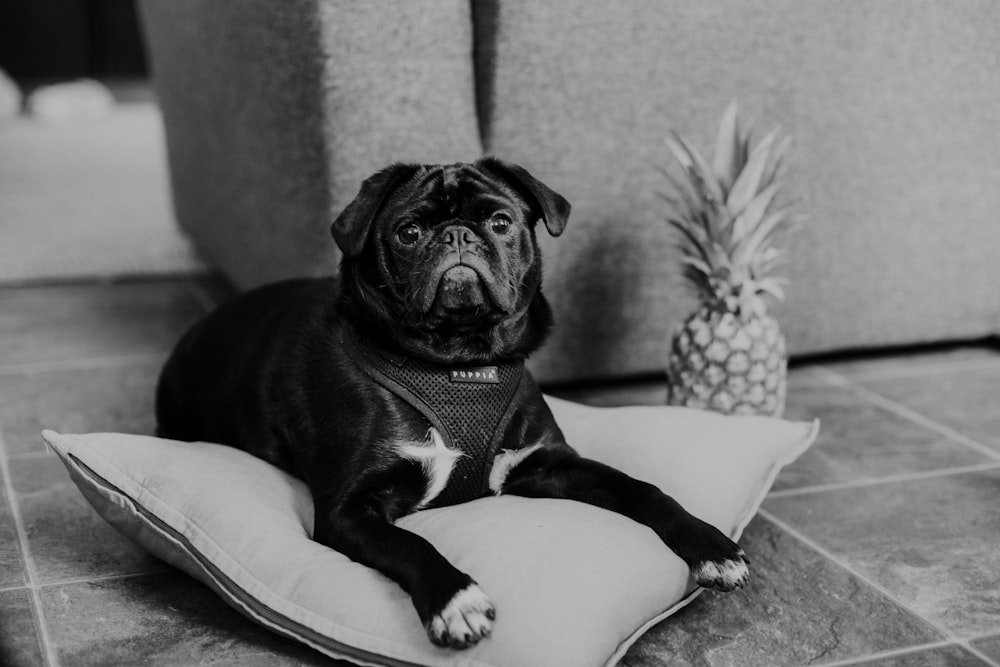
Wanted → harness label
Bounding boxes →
[449,367,500,384]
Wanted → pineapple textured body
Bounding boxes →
[667,306,786,416]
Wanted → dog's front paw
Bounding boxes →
[426,583,496,649]
[675,517,751,592]
[692,546,750,592]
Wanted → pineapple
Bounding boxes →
[662,102,803,418]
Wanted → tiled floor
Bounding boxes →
[1,278,999,666]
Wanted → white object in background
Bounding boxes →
[0,69,21,123]
[26,79,115,125]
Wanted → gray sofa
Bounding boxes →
[139,0,1000,382]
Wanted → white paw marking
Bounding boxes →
[693,555,750,591]
[427,583,495,649]
[488,443,543,494]
[397,428,463,510]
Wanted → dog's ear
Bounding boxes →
[331,163,419,257]
[477,157,571,237]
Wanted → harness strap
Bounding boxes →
[342,329,525,507]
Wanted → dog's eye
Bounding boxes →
[489,214,513,235]
[396,224,421,245]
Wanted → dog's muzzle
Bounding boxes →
[437,265,487,311]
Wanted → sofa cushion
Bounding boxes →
[475,0,1000,380]
[140,0,483,289]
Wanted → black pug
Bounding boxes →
[156,158,749,650]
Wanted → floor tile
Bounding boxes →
[971,635,1000,661]
[843,644,991,666]
[10,456,164,584]
[764,470,1000,638]
[775,384,990,492]
[40,572,339,666]
[0,282,202,368]
[852,366,1000,453]
[621,517,942,666]
[0,363,160,457]
[0,477,27,588]
[2,278,994,665]
[0,588,45,667]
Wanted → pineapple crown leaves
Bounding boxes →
[661,100,804,317]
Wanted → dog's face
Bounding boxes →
[332,158,570,363]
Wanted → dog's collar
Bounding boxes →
[341,327,526,506]
[343,327,521,380]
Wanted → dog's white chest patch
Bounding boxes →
[397,428,464,509]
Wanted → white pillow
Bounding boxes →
[43,396,817,667]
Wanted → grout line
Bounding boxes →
[757,509,956,642]
[821,639,1000,667]
[7,450,57,462]
[0,583,30,594]
[0,429,60,667]
[0,354,165,377]
[965,640,1000,667]
[814,366,1000,462]
[35,568,172,590]
[767,461,1000,499]
[815,639,955,667]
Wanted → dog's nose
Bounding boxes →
[440,225,477,250]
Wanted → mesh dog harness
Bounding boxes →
[342,330,527,507]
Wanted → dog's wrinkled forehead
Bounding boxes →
[394,164,523,221]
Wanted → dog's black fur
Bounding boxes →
[157,158,749,649]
